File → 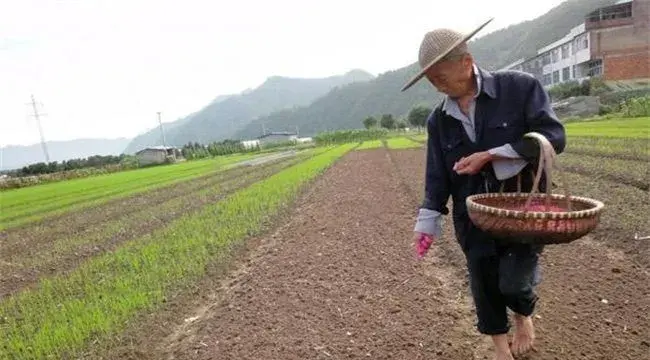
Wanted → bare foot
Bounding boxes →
[491,334,515,360]
[511,314,535,356]
[494,350,515,360]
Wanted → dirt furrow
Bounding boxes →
[0,156,304,299]
[565,148,649,163]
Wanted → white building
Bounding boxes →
[536,23,593,87]
[241,139,261,150]
[500,0,649,89]
[501,23,596,88]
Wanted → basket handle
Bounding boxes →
[498,170,535,195]
[522,132,572,211]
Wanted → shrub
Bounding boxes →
[313,128,389,145]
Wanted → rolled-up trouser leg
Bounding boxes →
[467,255,510,335]
[498,243,543,316]
[467,244,543,334]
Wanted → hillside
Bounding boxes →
[233,0,617,139]
[123,69,374,153]
[1,138,131,171]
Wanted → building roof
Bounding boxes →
[537,23,586,55]
[257,131,298,139]
[135,146,178,154]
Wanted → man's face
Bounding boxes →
[424,54,474,98]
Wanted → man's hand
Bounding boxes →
[414,232,435,259]
[453,151,493,175]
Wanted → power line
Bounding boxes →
[29,94,50,163]
[157,111,166,147]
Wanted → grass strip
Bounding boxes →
[409,133,427,142]
[386,137,423,149]
[564,117,649,138]
[0,144,354,359]
[0,153,265,230]
[356,140,384,150]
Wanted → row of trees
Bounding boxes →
[361,105,431,131]
[17,154,136,176]
[180,139,261,160]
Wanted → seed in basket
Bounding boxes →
[523,204,568,212]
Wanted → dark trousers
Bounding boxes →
[466,243,543,335]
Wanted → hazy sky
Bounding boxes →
[0,0,565,147]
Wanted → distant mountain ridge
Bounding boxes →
[123,69,374,153]
[232,0,617,139]
[1,138,131,171]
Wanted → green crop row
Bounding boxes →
[356,140,384,150]
[4,150,315,278]
[385,137,423,149]
[564,116,649,138]
[0,153,266,230]
[0,143,354,359]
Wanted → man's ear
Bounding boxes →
[461,54,474,73]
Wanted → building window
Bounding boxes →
[561,44,570,59]
[542,53,551,66]
[563,67,571,81]
[553,70,560,83]
[588,59,603,76]
[574,34,589,51]
[543,74,553,86]
[551,49,559,63]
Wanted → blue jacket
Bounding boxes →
[422,67,566,258]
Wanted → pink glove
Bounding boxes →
[415,233,434,259]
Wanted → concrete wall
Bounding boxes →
[137,149,166,166]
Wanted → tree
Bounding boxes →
[362,116,377,129]
[380,114,396,129]
[396,119,407,131]
[408,106,431,131]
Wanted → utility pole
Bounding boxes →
[30,94,50,163]
[157,111,166,147]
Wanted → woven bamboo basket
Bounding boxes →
[466,132,604,245]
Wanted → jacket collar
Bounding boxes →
[477,66,497,99]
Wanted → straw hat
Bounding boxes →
[401,18,494,92]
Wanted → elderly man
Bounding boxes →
[402,19,566,360]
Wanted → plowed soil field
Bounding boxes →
[93,148,649,360]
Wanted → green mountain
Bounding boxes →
[123,70,374,153]
[232,0,617,139]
